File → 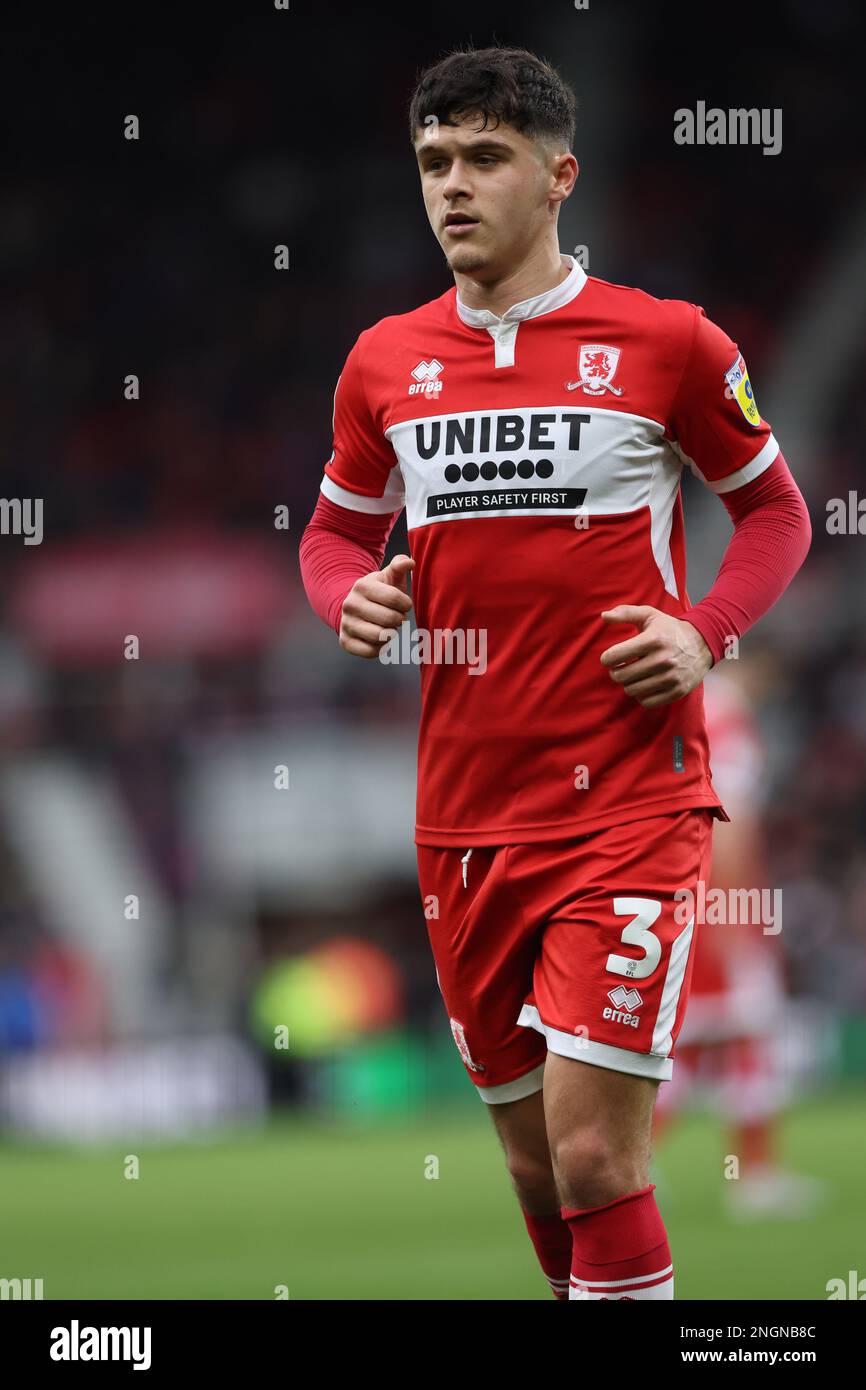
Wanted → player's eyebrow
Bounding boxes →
[416,137,515,161]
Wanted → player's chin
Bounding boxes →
[442,241,491,275]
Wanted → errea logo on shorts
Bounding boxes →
[604,985,643,1029]
[409,359,444,396]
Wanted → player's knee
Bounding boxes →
[551,1125,640,1209]
[503,1148,558,1208]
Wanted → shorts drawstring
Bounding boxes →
[461,847,474,888]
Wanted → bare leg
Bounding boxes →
[487,1087,559,1214]
[543,1054,658,1209]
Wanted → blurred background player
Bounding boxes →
[654,659,824,1219]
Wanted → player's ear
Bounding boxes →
[554,152,578,200]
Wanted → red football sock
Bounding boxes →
[562,1184,673,1300]
[736,1118,774,1171]
[522,1209,572,1300]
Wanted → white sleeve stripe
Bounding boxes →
[320,472,405,514]
[703,433,780,494]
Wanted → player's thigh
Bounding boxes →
[543,1051,658,1161]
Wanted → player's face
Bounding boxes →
[414,117,565,280]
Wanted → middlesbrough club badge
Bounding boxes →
[567,344,624,396]
[449,1018,485,1073]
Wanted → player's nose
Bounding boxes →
[442,160,472,198]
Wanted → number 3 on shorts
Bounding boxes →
[605,897,662,980]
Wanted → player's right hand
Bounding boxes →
[339,554,415,658]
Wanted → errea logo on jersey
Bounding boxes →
[604,985,643,1029]
[409,359,444,396]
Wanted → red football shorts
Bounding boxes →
[417,808,714,1103]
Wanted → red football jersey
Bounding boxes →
[320,255,779,847]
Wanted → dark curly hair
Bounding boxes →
[408,45,576,150]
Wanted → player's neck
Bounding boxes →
[454,245,570,319]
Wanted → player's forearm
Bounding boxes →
[299,493,399,633]
[685,451,812,663]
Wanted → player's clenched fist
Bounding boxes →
[339,554,415,659]
[600,604,713,708]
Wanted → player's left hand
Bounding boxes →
[599,605,713,709]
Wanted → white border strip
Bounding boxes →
[687,433,779,494]
[574,1264,674,1290]
[517,1005,674,1082]
[321,471,405,514]
[476,1061,545,1105]
[456,255,587,328]
[651,916,694,1057]
[570,1273,674,1300]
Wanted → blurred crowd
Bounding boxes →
[0,3,864,1061]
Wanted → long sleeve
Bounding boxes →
[684,451,812,663]
[299,493,401,635]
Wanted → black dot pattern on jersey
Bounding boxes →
[443,459,555,483]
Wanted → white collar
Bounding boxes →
[455,253,587,328]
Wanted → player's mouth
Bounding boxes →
[444,212,480,236]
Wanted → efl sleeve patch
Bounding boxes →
[724,352,761,427]
[668,306,775,487]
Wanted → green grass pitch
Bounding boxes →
[0,1091,862,1299]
